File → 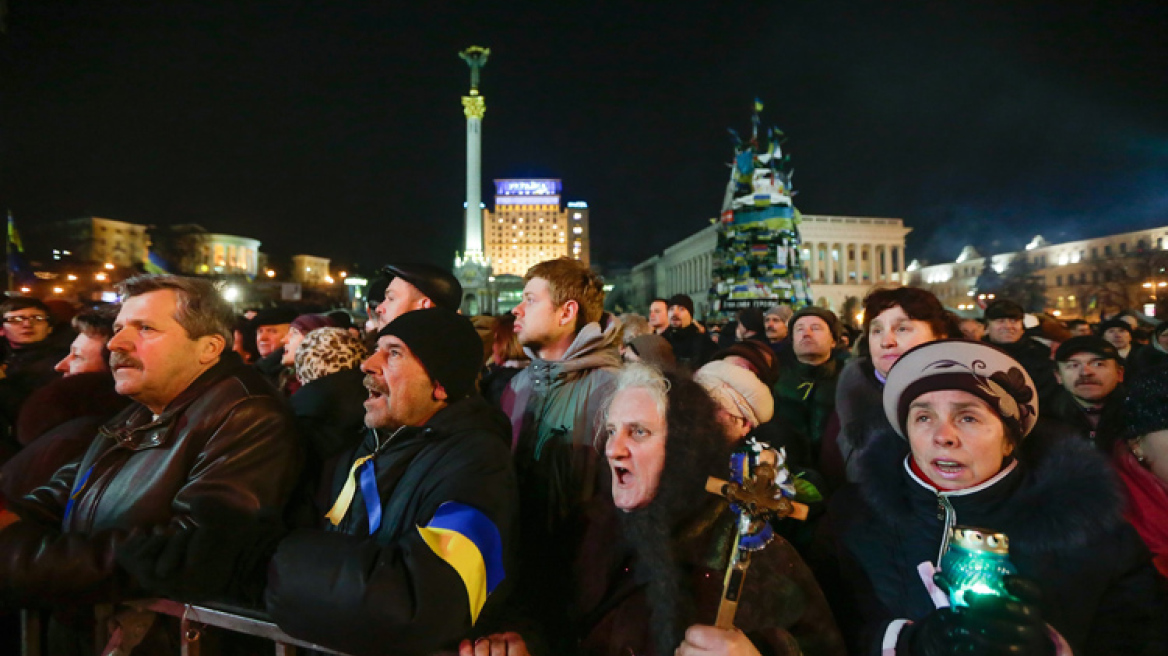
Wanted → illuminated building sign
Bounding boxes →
[567,201,588,208]
[496,179,562,196]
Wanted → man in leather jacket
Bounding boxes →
[0,274,303,654]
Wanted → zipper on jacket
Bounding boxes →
[935,494,957,565]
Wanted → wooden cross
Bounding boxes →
[705,447,809,629]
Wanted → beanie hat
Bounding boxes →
[883,340,1038,440]
[788,307,842,342]
[695,360,774,428]
[628,334,676,368]
[377,308,483,401]
[1098,319,1133,336]
[291,313,335,335]
[765,304,793,321]
[1124,366,1168,439]
[711,342,779,387]
[737,308,765,335]
[667,294,695,317]
[984,299,1025,321]
[252,307,299,328]
[295,327,368,385]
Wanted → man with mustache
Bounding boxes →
[982,298,1059,405]
[265,308,518,656]
[1048,335,1128,452]
[0,275,303,654]
[773,307,846,470]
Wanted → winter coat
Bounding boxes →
[662,322,716,368]
[574,496,847,656]
[265,394,519,656]
[824,431,1168,656]
[1127,341,1168,379]
[499,315,621,652]
[773,355,842,469]
[0,352,303,655]
[831,356,889,485]
[0,372,130,503]
[0,337,69,455]
[1043,386,1128,452]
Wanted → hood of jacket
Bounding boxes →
[521,313,622,380]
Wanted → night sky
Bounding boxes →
[3,1,1166,274]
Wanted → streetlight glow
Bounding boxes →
[104,262,115,270]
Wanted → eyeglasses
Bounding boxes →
[3,315,49,326]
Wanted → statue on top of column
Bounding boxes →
[459,46,490,92]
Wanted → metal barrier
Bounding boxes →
[21,599,347,656]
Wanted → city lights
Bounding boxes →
[222,286,240,302]
[95,273,108,281]
[52,287,64,294]
[66,274,78,281]
[104,262,115,270]
[266,269,276,278]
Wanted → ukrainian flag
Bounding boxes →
[416,502,505,624]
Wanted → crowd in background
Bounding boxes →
[0,258,1165,656]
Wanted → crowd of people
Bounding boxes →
[0,258,1165,656]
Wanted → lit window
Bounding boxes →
[573,227,583,234]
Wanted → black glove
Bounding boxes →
[959,576,1054,656]
[116,501,288,604]
[902,605,967,656]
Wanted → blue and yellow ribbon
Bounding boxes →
[325,455,374,527]
[416,502,505,624]
[63,465,95,525]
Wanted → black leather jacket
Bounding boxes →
[1,351,304,608]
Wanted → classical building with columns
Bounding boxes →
[620,215,911,317]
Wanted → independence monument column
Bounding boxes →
[454,46,492,313]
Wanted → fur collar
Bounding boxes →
[857,428,1124,554]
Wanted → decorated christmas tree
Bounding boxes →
[709,100,813,319]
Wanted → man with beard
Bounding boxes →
[1047,335,1128,451]
[468,364,844,656]
[0,275,303,655]
[982,299,1059,404]
[265,308,518,656]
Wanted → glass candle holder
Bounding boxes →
[939,526,1017,608]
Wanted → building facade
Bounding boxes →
[482,179,591,277]
[34,217,151,268]
[618,215,911,317]
[189,233,262,277]
[292,254,332,285]
[910,226,1168,319]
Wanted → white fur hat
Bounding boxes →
[695,360,774,427]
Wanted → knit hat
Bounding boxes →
[711,341,779,387]
[382,263,463,311]
[291,313,335,335]
[788,307,842,343]
[295,327,368,385]
[1054,335,1121,363]
[377,308,483,401]
[695,360,774,428]
[883,340,1039,440]
[1124,366,1168,438]
[984,299,1025,321]
[667,294,695,317]
[764,304,793,321]
[1098,319,1133,336]
[737,308,765,336]
[627,334,676,368]
[252,307,298,328]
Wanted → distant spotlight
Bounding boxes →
[66,274,78,281]
[223,286,240,302]
[52,287,64,294]
[95,273,108,282]
[324,276,335,284]
[1144,282,1153,289]
[1052,310,1062,317]
[266,269,276,278]
[339,271,347,278]
[104,262,115,270]
[19,286,31,293]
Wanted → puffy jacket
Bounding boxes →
[0,351,304,608]
[266,394,519,656]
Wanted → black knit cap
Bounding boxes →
[252,307,299,328]
[788,306,842,342]
[737,308,766,335]
[382,263,463,311]
[1098,319,1133,336]
[1124,366,1168,438]
[667,294,695,317]
[984,299,1025,321]
[377,308,483,401]
[1054,335,1121,363]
